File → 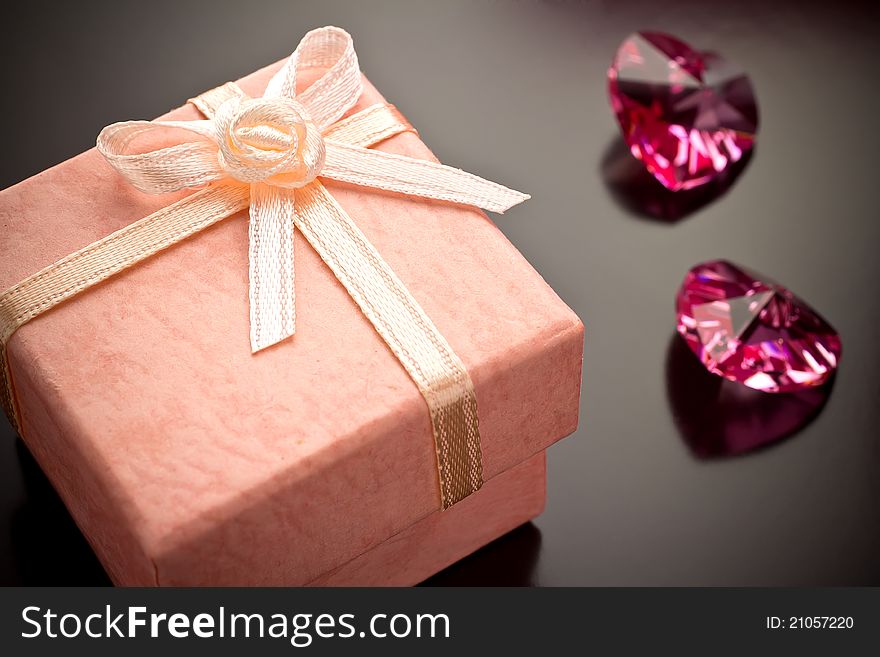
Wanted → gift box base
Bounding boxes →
[101,452,546,586]
[310,452,546,587]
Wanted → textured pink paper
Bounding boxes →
[0,61,583,585]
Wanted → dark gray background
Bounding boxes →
[1,0,878,586]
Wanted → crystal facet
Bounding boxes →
[608,31,758,191]
[676,260,841,393]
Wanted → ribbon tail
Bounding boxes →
[248,184,296,352]
[322,141,529,213]
[293,180,483,508]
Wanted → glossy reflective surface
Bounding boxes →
[1,0,879,585]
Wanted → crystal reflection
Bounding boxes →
[665,334,834,458]
[600,135,752,222]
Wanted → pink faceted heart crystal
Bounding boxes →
[608,32,758,191]
[676,261,841,393]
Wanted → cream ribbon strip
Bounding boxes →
[0,26,528,508]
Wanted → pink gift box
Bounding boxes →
[0,57,583,585]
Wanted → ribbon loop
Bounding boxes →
[96,120,224,194]
[265,26,363,129]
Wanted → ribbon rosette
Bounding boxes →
[0,26,528,508]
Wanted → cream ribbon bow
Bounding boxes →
[97,26,527,352]
[0,26,528,508]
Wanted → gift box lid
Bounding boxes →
[0,58,583,585]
